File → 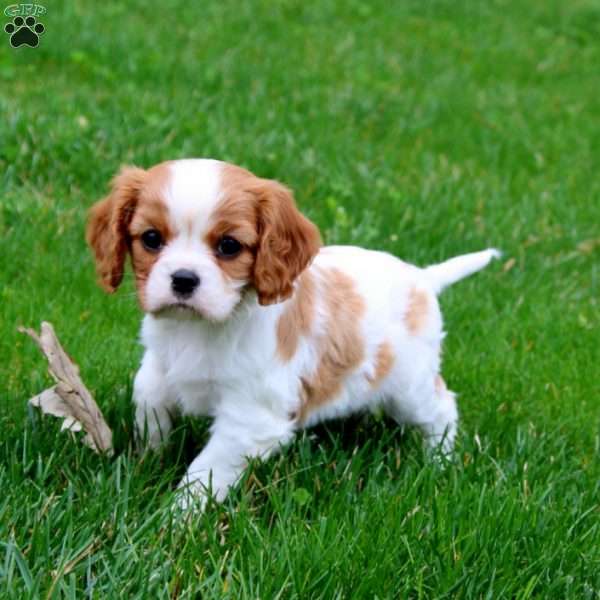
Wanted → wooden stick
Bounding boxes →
[19,322,113,455]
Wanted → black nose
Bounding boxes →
[171,269,200,298]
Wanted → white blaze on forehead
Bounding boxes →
[165,159,224,237]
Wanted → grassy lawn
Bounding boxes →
[1,0,599,597]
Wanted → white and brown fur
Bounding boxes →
[87,158,499,509]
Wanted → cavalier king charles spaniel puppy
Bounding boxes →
[87,159,498,509]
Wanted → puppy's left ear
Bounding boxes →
[86,166,147,292]
[253,179,321,305]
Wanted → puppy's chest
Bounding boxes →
[157,326,271,409]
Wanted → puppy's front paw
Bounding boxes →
[134,405,173,453]
[134,427,164,455]
[173,479,210,514]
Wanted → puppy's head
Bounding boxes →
[86,159,321,321]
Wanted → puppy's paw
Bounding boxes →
[133,402,174,454]
[134,430,164,455]
[173,479,210,515]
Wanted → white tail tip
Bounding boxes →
[425,248,501,293]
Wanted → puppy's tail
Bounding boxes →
[424,248,501,294]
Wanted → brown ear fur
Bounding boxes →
[252,180,321,305]
[86,166,147,292]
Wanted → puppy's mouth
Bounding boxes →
[154,302,203,319]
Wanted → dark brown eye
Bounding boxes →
[217,236,242,258]
[141,229,163,251]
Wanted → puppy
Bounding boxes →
[87,158,498,508]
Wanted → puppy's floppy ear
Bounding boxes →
[86,166,147,292]
[252,179,321,305]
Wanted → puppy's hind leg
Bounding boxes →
[418,376,458,454]
[383,374,458,455]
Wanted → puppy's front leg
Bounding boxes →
[177,403,295,510]
[133,350,176,450]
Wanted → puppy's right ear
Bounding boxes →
[86,166,146,292]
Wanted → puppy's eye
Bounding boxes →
[141,229,163,251]
[217,236,242,258]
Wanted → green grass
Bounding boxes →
[1,0,599,597]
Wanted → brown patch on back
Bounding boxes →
[405,286,429,334]
[299,268,366,421]
[366,341,395,388]
[276,271,316,361]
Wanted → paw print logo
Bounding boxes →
[4,16,45,48]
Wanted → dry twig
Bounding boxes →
[19,322,113,454]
